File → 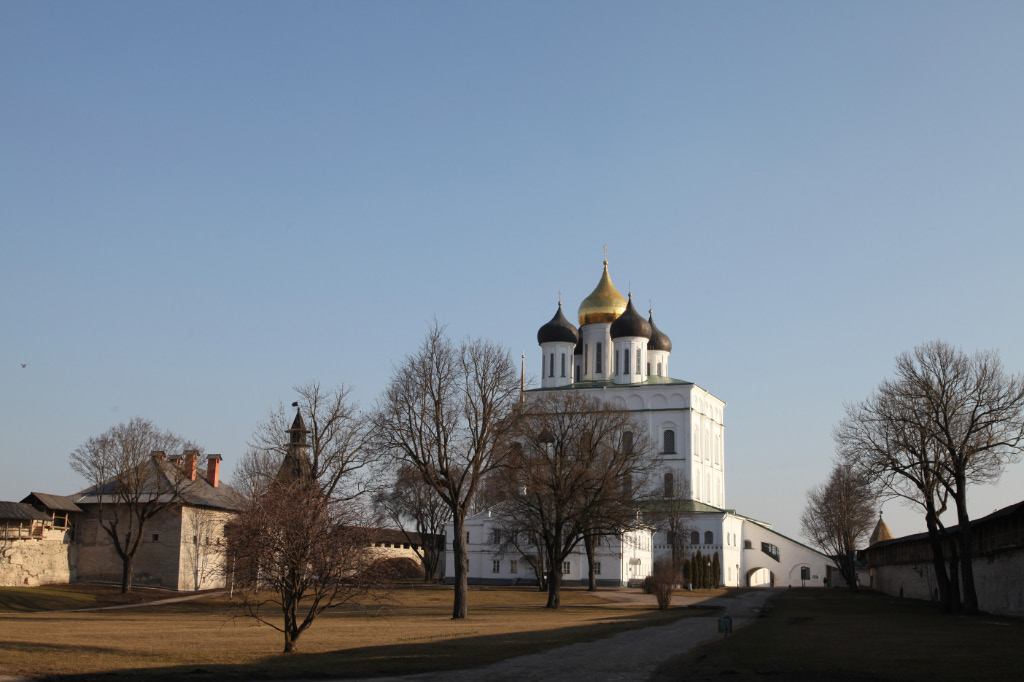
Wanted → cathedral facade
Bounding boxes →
[527,259,832,588]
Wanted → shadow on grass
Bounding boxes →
[42,606,720,681]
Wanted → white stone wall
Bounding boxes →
[176,507,234,591]
[0,526,76,587]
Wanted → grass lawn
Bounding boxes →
[654,588,1024,682]
[0,585,712,680]
[0,584,190,613]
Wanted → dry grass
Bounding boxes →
[0,584,187,613]
[654,588,1024,682]
[0,585,709,680]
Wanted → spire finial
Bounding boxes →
[558,290,562,306]
[628,280,632,297]
[649,299,653,315]
[603,243,608,265]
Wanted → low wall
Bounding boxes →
[0,530,76,587]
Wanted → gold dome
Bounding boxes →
[577,260,627,325]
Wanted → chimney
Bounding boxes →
[168,454,183,466]
[150,450,165,461]
[184,450,198,481]
[206,454,222,488]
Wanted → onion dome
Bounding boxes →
[577,260,627,326]
[574,341,583,356]
[647,311,672,352]
[610,295,652,339]
[537,303,579,345]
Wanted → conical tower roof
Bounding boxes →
[577,260,627,326]
[869,513,894,545]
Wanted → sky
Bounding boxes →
[3,1,1023,545]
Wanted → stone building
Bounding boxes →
[865,500,1024,617]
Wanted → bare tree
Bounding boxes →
[495,391,656,609]
[838,341,1024,613]
[372,323,521,619]
[800,464,877,591]
[240,382,374,500]
[644,472,696,579]
[226,481,390,653]
[373,464,451,581]
[70,418,198,593]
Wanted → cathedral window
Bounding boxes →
[595,342,602,373]
[635,348,641,375]
[663,430,675,454]
[561,353,566,377]
[549,353,554,378]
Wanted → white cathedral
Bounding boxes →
[448,259,833,588]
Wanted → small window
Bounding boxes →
[663,472,674,497]
[466,531,470,544]
[584,345,588,374]
[647,362,650,376]
[664,430,675,454]
[690,531,700,545]
[801,566,811,580]
[705,531,714,545]
[549,353,554,378]
[744,540,752,549]
[622,431,633,451]
[151,534,159,542]
[595,561,602,575]
[575,364,581,381]
[561,353,566,377]
[658,361,663,376]
[635,348,641,374]
[492,559,500,573]
[614,350,619,375]
[562,561,571,575]
[595,342,602,373]
[510,559,518,574]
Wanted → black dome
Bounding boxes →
[610,296,651,340]
[537,304,579,345]
[647,313,672,352]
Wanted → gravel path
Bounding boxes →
[337,589,777,682]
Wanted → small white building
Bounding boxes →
[445,506,654,586]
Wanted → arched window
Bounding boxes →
[549,353,554,378]
[622,431,633,451]
[690,531,699,545]
[704,531,714,545]
[657,361,663,376]
[635,348,641,374]
[614,350,619,374]
[646,362,650,376]
[595,342,602,373]
[663,430,675,454]
[561,353,566,377]
[663,472,673,497]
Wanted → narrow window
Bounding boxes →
[663,472,674,497]
[705,531,714,545]
[575,364,581,381]
[647,362,650,376]
[657,361,663,376]
[549,353,554,378]
[510,559,518,574]
[595,561,601,575]
[561,353,566,377]
[151,534,159,542]
[664,430,675,454]
[492,559,500,573]
[595,342,602,373]
[614,349,619,374]
[584,344,588,374]
[635,348,641,374]
[562,561,571,575]
[622,431,633,451]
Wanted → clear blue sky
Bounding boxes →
[3,1,1023,544]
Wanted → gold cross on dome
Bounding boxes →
[603,244,608,260]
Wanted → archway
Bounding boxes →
[745,566,775,587]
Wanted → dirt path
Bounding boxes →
[9,590,226,615]
[335,589,777,682]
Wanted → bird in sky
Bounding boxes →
[20,363,28,368]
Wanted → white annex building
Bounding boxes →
[452,259,833,588]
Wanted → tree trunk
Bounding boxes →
[451,513,468,619]
[924,509,955,613]
[546,566,562,608]
[952,486,979,614]
[584,534,597,591]
[121,554,134,594]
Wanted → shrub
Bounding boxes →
[649,560,676,609]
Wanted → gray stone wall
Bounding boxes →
[77,506,185,588]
